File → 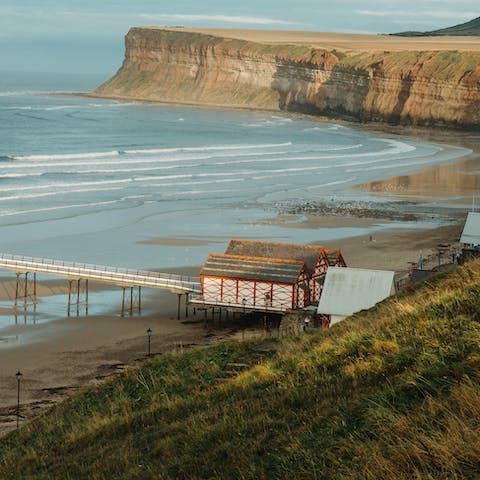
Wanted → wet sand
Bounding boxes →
[0,284,242,436]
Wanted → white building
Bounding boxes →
[460,212,480,246]
[317,267,395,325]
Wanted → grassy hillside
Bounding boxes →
[1,261,480,479]
[394,16,480,36]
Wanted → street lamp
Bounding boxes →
[15,371,22,430]
[147,328,152,357]
[241,298,247,341]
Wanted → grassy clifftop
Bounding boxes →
[1,261,480,479]
[394,16,480,36]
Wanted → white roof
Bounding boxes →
[460,212,480,245]
[317,267,395,317]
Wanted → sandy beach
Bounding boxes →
[0,214,466,436]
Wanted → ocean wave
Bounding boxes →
[12,150,121,161]
[124,142,292,155]
[0,186,123,202]
[0,199,124,217]
[0,173,43,179]
[1,149,300,170]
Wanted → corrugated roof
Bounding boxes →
[317,267,395,316]
[201,253,305,284]
[460,212,480,245]
[225,239,323,271]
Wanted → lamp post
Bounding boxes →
[241,298,247,341]
[147,328,152,357]
[15,371,22,430]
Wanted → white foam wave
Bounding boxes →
[0,186,123,202]
[1,149,300,170]
[124,142,292,155]
[161,188,241,198]
[0,178,135,193]
[306,177,358,189]
[87,102,136,108]
[0,199,123,217]
[0,173,43,178]
[12,150,120,161]
[0,91,43,97]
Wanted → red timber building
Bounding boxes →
[225,240,346,303]
[199,253,311,313]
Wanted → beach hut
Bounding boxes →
[460,212,480,246]
[199,253,310,312]
[225,239,346,303]
[317,267,395,325]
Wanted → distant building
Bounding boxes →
[460,212,480,246]
[225,239,346,303]
[199,253,310,312]
[317,267,395,325]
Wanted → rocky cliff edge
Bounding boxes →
[95,28,480,129]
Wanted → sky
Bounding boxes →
[1,0,478,75]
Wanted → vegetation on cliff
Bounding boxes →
[393,16,480,37]
[1,260,480,479]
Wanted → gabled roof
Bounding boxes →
[460,212,480,245]
[317,267,395,317]
[201,253,305,284]
[225,239,323,272]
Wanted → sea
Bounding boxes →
[0,71,473,270]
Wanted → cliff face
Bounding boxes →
[96,28,480,129]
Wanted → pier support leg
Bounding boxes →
[177,294,181,321]
[66,279,88,317]
[23,272,28,310]
[76,279,81,317]
[14,272,34,311]
[85,279,89,316]
[67,280,72,317]
[14,273,19,309]
[33,273,37,306]
[185,293,189,318]
[130,287,134,315]
[120,286,141,316]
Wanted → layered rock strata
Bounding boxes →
[96,28,480,129]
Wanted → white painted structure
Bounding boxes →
[317,267,395,325]
[460,212,480,246]
[197,253,310,312]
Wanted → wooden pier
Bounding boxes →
[0,253,201,317]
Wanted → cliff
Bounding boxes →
[96,28,480,129]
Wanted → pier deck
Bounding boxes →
[0,253,201,294]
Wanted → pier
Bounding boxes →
[0,253,201,317]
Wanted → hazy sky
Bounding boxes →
[1,0,478,75]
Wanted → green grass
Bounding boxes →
[393,16,480,37]
[1,261,480,479]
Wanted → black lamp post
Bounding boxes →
[15,370,22,429]
[147,328,152,357]
[241,298,247,341]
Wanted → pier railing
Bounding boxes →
[0,253,201,294]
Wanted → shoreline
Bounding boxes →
[0,219,465,436]
[1,88,478,438]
